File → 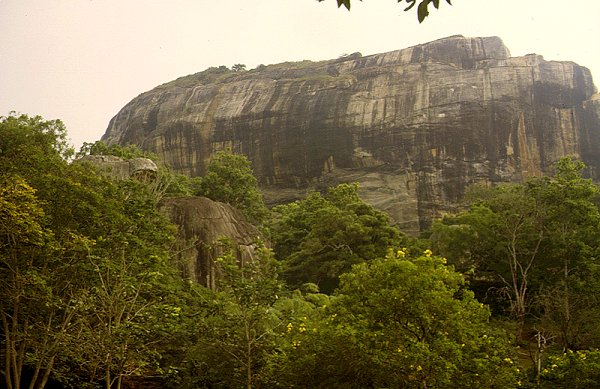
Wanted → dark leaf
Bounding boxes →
[337,0,351,10]
[403,0,417,11]
[417,1,429,22]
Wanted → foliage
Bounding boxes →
[196,149,268,226]
[0,175,64,389]
[7,112,600,387]
[181,241,284,388]
[0,114,184,388]
[77,140,202,199]
[77,140,156,160]
[269,249,519,388]
[318,0,452,22]
[271,183,402,293]
[232,64,247,72]
[539,350,600,388]
[430,157,600,346]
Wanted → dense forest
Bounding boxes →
[2,113,600,388]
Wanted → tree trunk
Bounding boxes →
[105,367,111,389]
[562,259,571,351]
[245,322,252,389]
[37,355,56,389]
[2,313,14,389]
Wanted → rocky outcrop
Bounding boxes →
[77,155,158,181]
[159,196,263,288]
[102,35,600,232]
[78,155,262,286]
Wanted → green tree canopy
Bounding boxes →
[430,157,600,346]
[270,249,518,388]
[271,183,403,293]
[0,114,184,389]
[181,241,284,388]
[196,149,268,226]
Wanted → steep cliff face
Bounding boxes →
[159,197,263,288]
[103,35,600,232]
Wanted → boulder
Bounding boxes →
[77,155,158,181]
[159,196,263,288]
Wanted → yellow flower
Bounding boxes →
[299,324,306,333]
[396,249,406,258]
[423,249,433,257]
[292,340,301,348]
[287,323,293,333]
[416,365,422,371]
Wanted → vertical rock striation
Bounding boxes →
[102,35,600,232]
[159,197,263,288]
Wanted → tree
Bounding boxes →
[430,158,600,345]
[56,178,180,389]
[184,241,284,389]
[432,184,550,341]
[232,64,247,72]
[539,349,600,388]
[196,149,268,226]
[271,183,402,293]
[76,141,155,160]
[530,158,600,351]
[0,114,183,388]
[0,176,75,389]
[0,114,89,389]
[270,249,518,388]
[318,0,452,22]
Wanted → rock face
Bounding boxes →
[159,197,263,288]
[102,35,600,232]
[77,155,159,181]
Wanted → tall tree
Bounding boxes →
[271,183,402,293]
[197,150,268,226]
[185,241,283,389]
[431,157,600,344]
[0,176,80,389]
[530,158,600,350]
[0,114,182,388]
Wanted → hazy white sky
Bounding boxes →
[1,0,599,149]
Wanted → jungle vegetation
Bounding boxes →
[2,113,600,388]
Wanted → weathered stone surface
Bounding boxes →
[77,155,158,181]
[159,196,263,288]
[102,35,600,232]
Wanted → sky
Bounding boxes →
[1,0,599,150]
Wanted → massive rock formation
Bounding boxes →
[159,197,263,288]
[102,35,600,232]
